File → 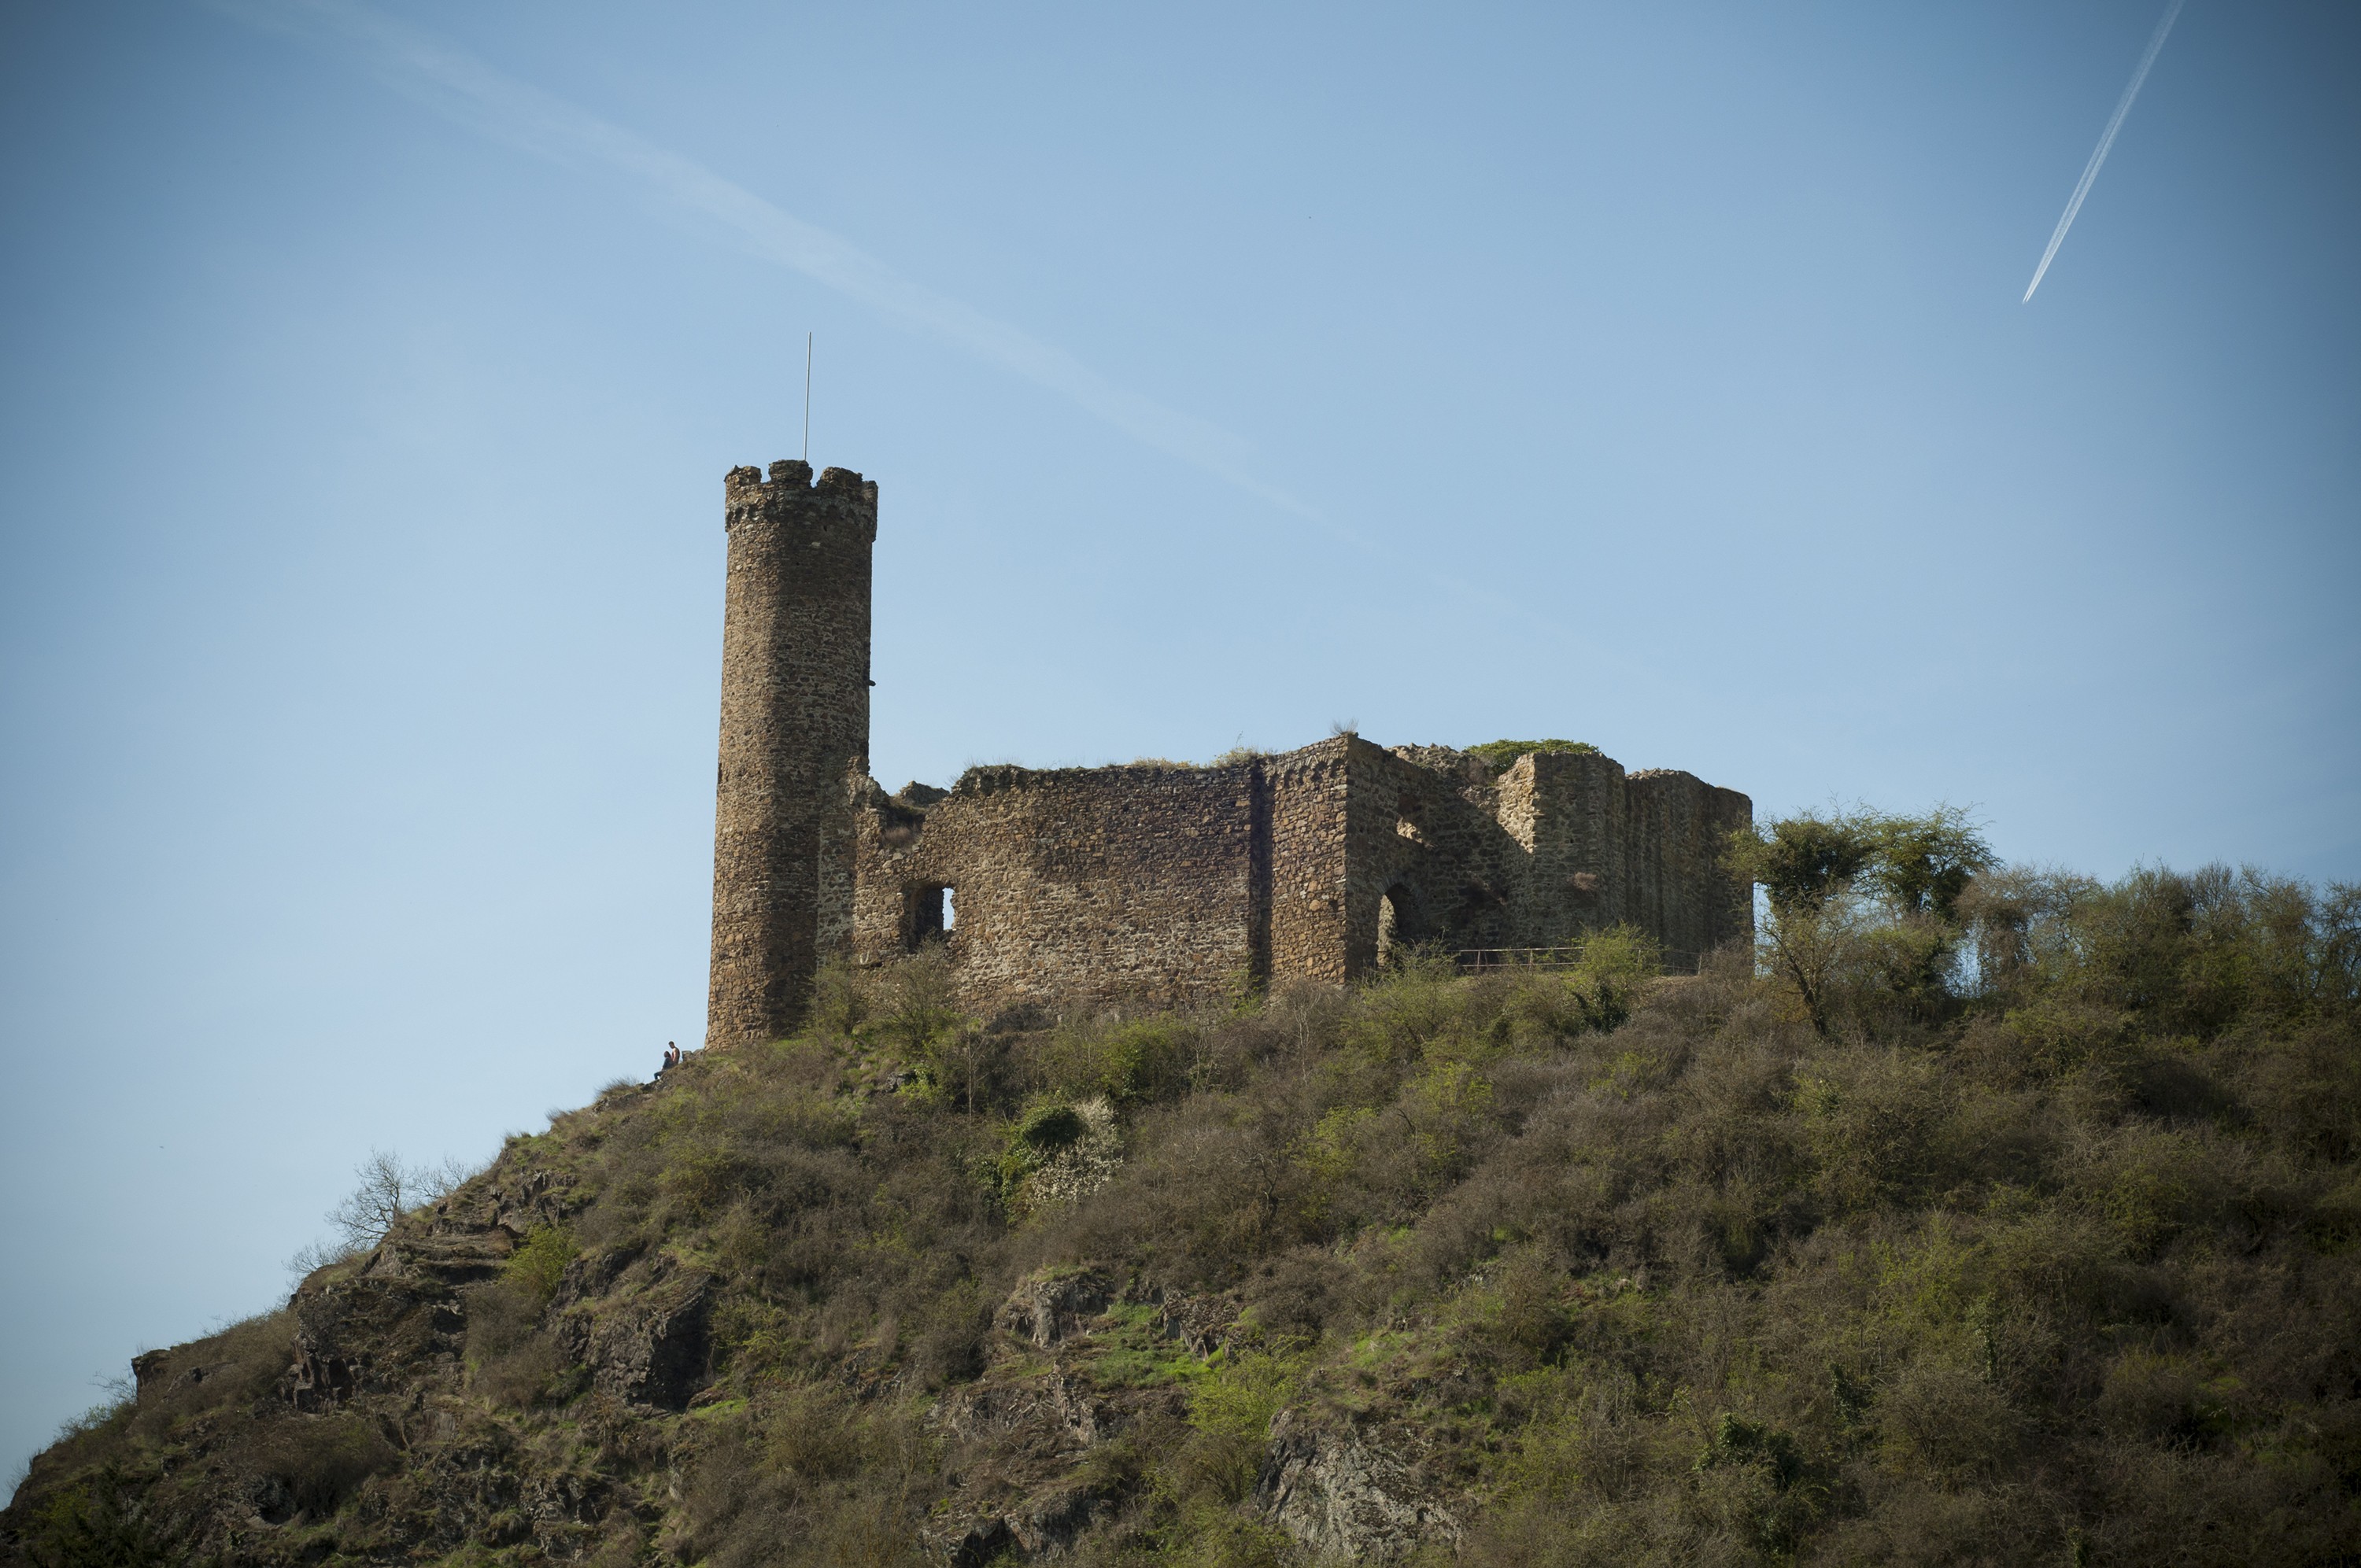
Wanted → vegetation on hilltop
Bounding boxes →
[7,815,2361,1567]
[1463,740,1601,769]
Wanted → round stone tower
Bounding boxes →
[706,459,878,1046]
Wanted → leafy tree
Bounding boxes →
[1728,806,1996,1036]
[1867,806,1999,919]
[1727,810,1883,913]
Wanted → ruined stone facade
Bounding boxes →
[705,461,1751,1043]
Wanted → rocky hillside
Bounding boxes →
[6,852,2361,1567]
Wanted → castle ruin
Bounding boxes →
[705,460,1753,1046]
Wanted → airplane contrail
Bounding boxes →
[2023,0,2187,304]
[202,0,1325,523]
[198,0,1704,707]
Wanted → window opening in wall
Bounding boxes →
[1395,791,1426,844]
[902,883,952,950]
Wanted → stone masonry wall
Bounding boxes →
[705,461,877,1048]
[826,735,1751,1013]
[847,762,1266,1013]
[1623,771,1755,961]
[1265,741,1351,984]
[1507,750,1629,949]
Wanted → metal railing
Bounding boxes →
[1452,944,1700,976]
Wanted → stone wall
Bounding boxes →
[1343,740,1531,973]
[1623,770,1755,961]
[827,736,1753,1014]
[1265,741,1350,984]
[704,460,877,1048]
[849,762,1265,1011]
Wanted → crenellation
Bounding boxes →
[704,459,878,1046]
[704,459,1750,1041]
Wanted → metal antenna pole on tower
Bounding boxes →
[802,332,813,463]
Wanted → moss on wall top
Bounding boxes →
[1465,737,1601,769]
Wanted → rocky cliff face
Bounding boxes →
[0,1050,1464,1568]
[9,1149,705,1562]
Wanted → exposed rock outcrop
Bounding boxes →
[559,1267,713,1411]
[993,1268,1114,1348]
[287,1273,460,1411]
[1255,1409,1463,1562]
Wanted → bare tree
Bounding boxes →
[884,947,963,1057]
[325,1149,475,1252]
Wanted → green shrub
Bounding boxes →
[24,1465,174,1568]
[1025,1016,1201,1106]
[243,1413,398,1516]
[1169,1351,1301,1505]
[1016,1101,1087,1155]
[503,1225,577,1303]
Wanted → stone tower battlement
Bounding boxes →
[704,459,1750,1042]
[705,459,878,1048]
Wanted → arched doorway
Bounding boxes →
[1376,883,1421,968]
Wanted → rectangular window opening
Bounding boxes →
[903,883,955,950]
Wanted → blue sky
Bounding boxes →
[2,0,2355,1478]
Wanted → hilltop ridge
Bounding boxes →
[7,854,2361,1566]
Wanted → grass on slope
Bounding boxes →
[10,864,2361,1567]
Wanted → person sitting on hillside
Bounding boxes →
[656,1041,679,1080]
